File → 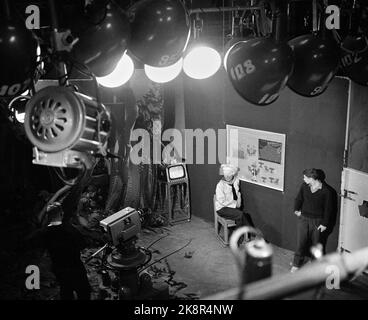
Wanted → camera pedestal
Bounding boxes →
[99,209,169,299]
[104,239,169,300]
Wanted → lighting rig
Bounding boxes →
[1,0,367,121]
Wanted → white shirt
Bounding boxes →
[215,178,241,211]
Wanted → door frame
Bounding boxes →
[338,78,355,252]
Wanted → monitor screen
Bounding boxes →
[168,165,185,180]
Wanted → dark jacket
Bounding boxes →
[294,182,337,227]
[26,222,87,274]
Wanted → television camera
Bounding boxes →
[100,207,142,247]
[97,208,149,298]
[93,208,168,299]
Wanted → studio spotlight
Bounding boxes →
[129,0,190,67]
[223,9,255,71]
[286,0,339,97]
[144,58,183,83]
[338,0,368,87]
[0,15,39,98]
[96,52,135,88]
[287,34,339,97]
[71,1,131,77]
[223,41,240,71]
[223,35,255,71]
[340,33,368,86]
[224,2,294,106]
[183,46,221,80]
[24,86,111,169]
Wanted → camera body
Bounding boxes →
[100,207,141,246]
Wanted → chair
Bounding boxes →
[213,195,237,246]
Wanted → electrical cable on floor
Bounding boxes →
[145,234,170,250]
[138,239,193,274]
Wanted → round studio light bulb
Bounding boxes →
[144,58,183,83]
[183,46,221,80]
[96,52,135,88]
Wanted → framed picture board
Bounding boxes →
[226,125,286,191]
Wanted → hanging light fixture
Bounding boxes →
[0,0,39,98]
[96,52,135,88]
[223,42,238,71]
[71,1,131,78]
[225,0,294,106]
[128,0,190,67]
[144,58,183,83]
[223,8,256,70]
[183,13,221,80]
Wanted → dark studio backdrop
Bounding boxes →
[183,70,354,253]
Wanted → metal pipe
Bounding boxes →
[188,6,263,15]
[204,246,368,300]
[312,0,318,32]
[273,0,288,43]
[48,0,59,31]
[48,0,69,85]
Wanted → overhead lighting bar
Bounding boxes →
[188,6,263,15]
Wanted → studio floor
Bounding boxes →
[137,216,295,299]
[136,216,368,300]
[2,214,368,300]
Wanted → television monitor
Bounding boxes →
[167,164,186,181]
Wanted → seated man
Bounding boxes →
[215,164,254,230]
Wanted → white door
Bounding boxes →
[339,168,368,252]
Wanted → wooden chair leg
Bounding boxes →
[224,224,229,245]
[217,223,222,240]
